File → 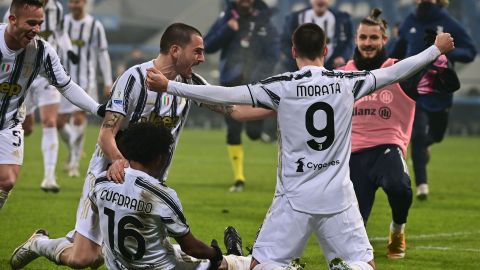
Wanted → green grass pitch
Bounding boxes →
[0,126,479,269]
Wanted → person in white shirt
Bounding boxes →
[145,23,455,270]
[58,0,112,178]
[0,0,101,211]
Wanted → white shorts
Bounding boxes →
[252,195,373,267]
[58,86,97,114]
[74,146,110,245]
[25,77,61,115]
[0,124,24,165]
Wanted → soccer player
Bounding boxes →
[347,8,459,259]
[57,0,113,178]
[145,23,455,269]
[4,0,76,192]
[9,22,249,270]
[89,122,226,269]
[0,0,101,211]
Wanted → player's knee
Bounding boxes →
[67,253,99,268]
[41,119,57,128]
[0,174,16,191]
[23,126,33,136]
[227,134,241,145]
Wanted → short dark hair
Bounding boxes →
[159,23,202,54]
[10,0,44,14]
[292,23,326,61]
[359,8,388,36]
[118,122,174,166]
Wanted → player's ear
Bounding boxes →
[8,14,17,25]
[323,46,328,57]
[170,45,181,58]
[291,46,297,59]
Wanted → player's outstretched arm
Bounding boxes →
[146,67,254,106]
[371,33,455,91]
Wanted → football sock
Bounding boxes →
[224,255,251,270]
[0,189,9,210]
[42,127,59,180]
[33,237,73,264]
[58,123,72,150]
[227,145,245,181]
[69,122,86,169]
[348,261,374,270]
[390,222,406,234]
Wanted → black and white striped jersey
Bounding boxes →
[100,60,207,181]
[0,24,73,129]
[166,45,442,215]
[63,13,112,90]
[89,168,188,270]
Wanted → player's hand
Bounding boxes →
[97,102,107,118]
[103,85,112,98]
[107,158,129,183]
[227,18,239,31]
[146,67,168,93]
[434,33,455,54]
[208,239,223,270]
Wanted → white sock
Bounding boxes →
[33,237,73,264]
[69,122,86,169]
[0,189,9,210]
[390,222,406,234]
[58,124,73,149]
[252,261,283,270]
[42,127,59,180]
[224,255,251,270]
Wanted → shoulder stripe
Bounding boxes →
[122,75,135,113]
[130,67,147,123]
[352,79,365,99]
[191,73,207,85]
[44,55,58,86]
[134,177,187,225]
[322,70,370,78]
[261,86,280,106]
[95,176,109,185]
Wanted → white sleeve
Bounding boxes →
[368,45,441,96]
[59,81,100,115]
[167,81,254,105]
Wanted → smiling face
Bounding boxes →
[173,34,205,78]
[355,24,387,60]
[8,4,44,49]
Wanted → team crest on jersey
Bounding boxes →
[1,63,11,72]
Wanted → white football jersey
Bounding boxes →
[89,168,189,270]
[89,60,206,181]
[246,66,375,214]
[63,13,112,90]
[0,24,73,129]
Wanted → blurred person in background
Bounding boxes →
[390,0,476,200]
[281,0,353,71]
[204,0,280,192]
[57,0,113,178]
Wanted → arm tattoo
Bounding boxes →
[202,104,234,117]
[102,113,122,129]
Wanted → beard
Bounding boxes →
[417,1,435,18]
[353,47,387,71]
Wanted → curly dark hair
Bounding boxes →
[118,122,174,165]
